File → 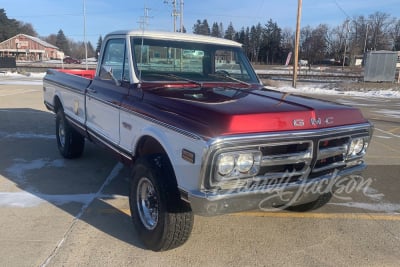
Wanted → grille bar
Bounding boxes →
[317,145,348,160]
[261,150,312,166]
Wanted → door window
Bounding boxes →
[100,38,130,83]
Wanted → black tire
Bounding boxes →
[286,193,332,212]
[55,109,85,159]
[129,154,194,251]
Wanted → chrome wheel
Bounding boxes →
[58,121,66,148]
[137,177,159,230]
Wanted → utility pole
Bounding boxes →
[363,23,369,53]
[180,0,184,32]
[342,20,349,70]
[292,0,302,88]
[164,0,184,32]
[138,7,151,30]
[83,0,88,70]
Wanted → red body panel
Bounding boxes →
[56,70,368,138]
[138,83,367,137]
[57,69,96,80]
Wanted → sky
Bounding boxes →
[1,0,400,45]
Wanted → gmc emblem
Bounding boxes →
[293,117,334,127]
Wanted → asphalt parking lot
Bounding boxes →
[1,80,400,266]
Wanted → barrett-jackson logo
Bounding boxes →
[293,117,334,127]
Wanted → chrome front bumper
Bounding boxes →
[187,164,366,216]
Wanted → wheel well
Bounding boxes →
[53,96,63,113]
[136,136,167,157]
[135,136,180,188]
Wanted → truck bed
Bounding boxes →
[44,69,95,92]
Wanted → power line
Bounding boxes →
[333,0,351,19]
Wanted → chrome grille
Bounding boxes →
[259,141,313,183]
[313,136,349,174]
[258,137,351,183]
[206,123,373,190]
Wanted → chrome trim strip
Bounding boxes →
[208,123,372,147]
[65,116,86,133]
[87,128,132,161]
[120,106,202,140]
[86,94,121,110]
[44,80,85,96]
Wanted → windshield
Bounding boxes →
[131,37,259,84]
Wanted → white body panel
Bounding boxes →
[119,109,207,191]
[43,84,86,125]
[62,90,86,125]
[86,96,120,145]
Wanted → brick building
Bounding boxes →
[0,33,64,61]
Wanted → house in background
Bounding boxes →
[0,34,64,61]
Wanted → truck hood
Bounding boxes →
[141,85,368,137]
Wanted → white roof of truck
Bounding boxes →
[106,30,243,47]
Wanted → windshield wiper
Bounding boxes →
[209,73,251,88]
[141,73,203,88]
[166,74,203,87]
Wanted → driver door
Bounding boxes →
[86,38,129,147]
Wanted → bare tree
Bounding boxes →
[368,12,396,50]
[391,19,400,50]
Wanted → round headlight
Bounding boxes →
[217,154,235,176]
[349,138,365,155]
[237,153,254,173]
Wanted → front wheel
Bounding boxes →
[129,154,194,251]
[56,110,85,159]
[286,193,332,212]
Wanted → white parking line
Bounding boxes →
[375,128,400,138]
[40,162,124,267]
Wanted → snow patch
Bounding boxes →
[375,135,393,139]
[0,71,45,79]
[0,131,55,140]
[1,163,124,208]
[6,158,65,183]
[0,192,95,208]
[276,85,400,99]
[0,192,45,207]
[329,202,400,213]
[373,109,400,119]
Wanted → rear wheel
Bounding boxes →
[129,154,194,251]
[56,109,85,159]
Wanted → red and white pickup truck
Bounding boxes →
[43,30,373,251]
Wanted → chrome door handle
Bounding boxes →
[87,88,97,93]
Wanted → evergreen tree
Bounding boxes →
[263,19,282,64]
[193,19,210,35]
[87,41,95,58]
[211,22,221,37]
[224,22,235,40]
[0,9,38,41]
[56,29,71,55]
[0,9,18,41]
[95,35,103,60]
